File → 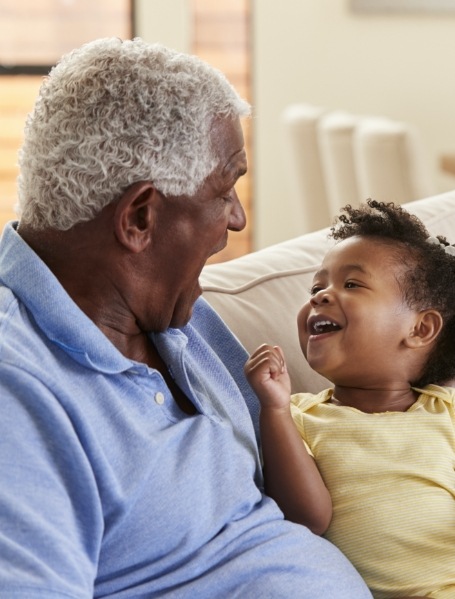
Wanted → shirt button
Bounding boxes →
[155,392,165,405]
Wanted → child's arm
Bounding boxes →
[244,344,332,535]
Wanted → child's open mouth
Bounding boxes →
[308,316,342,335]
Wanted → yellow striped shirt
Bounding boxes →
[290,384,455,599]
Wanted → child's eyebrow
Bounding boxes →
[341,263,369,276]
[313,268,327,280]
[313,263,370,280]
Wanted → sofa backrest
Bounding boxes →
[200,191,455,394]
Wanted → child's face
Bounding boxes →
[297,236,419,387]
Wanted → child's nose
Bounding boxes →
[310,288,332,306]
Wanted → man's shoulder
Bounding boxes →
[0,285,53,381]
[0,286,31,353]
[0,283,18,317]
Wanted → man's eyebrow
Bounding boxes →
[223,165,247,185]
[224,149,247,177]
[236,165,247,178]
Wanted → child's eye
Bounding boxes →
[345,281,359,289]
[310,285,323,295]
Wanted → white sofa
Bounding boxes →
[200,190,455,394]
[281,104,435,235]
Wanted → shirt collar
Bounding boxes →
[0,222,136,373]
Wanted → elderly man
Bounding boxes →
[0,38,372,598]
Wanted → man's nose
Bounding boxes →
[228,188,247,232]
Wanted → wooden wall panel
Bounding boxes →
[192,0,253,263]
[0,76,42,226]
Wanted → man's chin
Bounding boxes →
[170,286,202,329]
[209,236,228,258]
[170,307,193,329]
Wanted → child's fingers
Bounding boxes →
[245,345,285,378]
[273,345,288,373]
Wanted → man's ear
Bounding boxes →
[405,309,443,349]
[113,181,158,253]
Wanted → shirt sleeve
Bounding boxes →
[290,393,315,457]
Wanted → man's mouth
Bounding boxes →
[308,316,342,336]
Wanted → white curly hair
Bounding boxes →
[17,37,251,230]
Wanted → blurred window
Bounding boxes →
[0,0,132,228]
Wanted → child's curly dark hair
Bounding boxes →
[330,199,455,387]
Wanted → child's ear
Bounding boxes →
[405,309,443,349]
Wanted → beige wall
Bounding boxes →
[136,0,455,249]
[135,0,190,52]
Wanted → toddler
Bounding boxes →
[245,200,455,599]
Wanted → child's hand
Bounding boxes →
[244,344,292,409]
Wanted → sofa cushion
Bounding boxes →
[201,191,455,394]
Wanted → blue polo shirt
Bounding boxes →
[0,222,371,598]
